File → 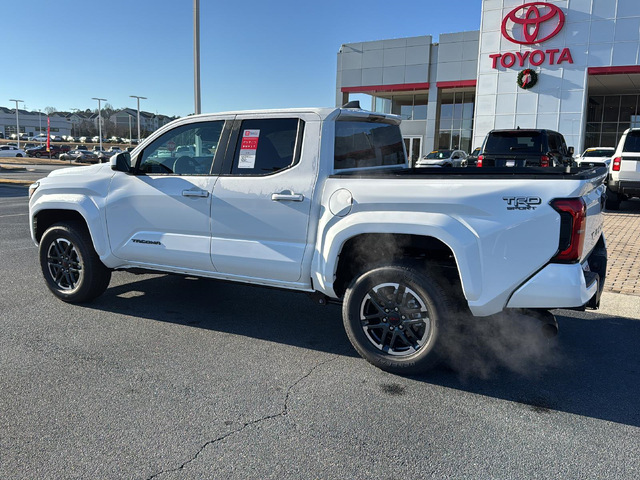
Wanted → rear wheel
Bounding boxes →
[39,221,111,303]
[16,153,22,157]
[342,264,455,374]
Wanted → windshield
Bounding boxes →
[623,131,640,153]
[582,149,614,157]
[425,150,453,159]
[484,132,543,154]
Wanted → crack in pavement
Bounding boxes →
[146,357,337,480]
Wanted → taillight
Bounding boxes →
[550,198,587,263]
[541,155,550,167]
[612,157,621,171]
[477,155,483,167]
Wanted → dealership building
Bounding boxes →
[336,0,640,163]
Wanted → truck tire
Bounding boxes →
[39,221,111,303]
[342,264,455,375]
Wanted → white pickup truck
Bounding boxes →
[29,106,608,374]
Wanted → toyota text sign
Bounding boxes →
[489,2,573,70]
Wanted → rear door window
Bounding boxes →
[229,118,303,175]
[334,121,405,170]
[484,132,543,154]
[623,131,640,153]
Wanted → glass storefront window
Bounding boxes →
[375,97,391,114]
[392,96,414,120]
[585,94,640,148]
[438,131,451,150]
[603,96,621,122]
[587,97,604,123]
[437,91,475,153]
[414,95,428,120]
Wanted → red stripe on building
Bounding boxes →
[588,66,640,75]
[436,80,477,89]
[341,82,430,93]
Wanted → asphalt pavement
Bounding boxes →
[0,163,78,182]
[1,185,639,479]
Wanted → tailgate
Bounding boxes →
[484,154,532,167]
[580,178,606,261]
[618,154,640,181]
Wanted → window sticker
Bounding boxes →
[238,129,260,169]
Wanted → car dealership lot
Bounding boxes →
[1,186,639,479]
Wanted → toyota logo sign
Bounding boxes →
[501,2,565,45]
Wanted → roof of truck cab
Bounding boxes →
[181,107,400,122]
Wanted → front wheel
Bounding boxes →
[16,153,22,157]
[342,264,455,374]
[39,221,111,303]
[35,152,41,158]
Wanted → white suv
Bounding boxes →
[606,128,640,210]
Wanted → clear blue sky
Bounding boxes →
[2,0,481,117]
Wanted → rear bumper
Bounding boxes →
[609,179,640,196]
[507,243,607,310]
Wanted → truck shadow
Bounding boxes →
[87,273,640,428]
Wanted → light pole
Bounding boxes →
[38,109,42,136]
[130,95,146,142]
[9,99,24,149]
[128,114,132,146]
[194,0,201,114]
[92,97,107,151]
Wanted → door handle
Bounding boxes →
[182,189,209,198]
[272,191,304,202]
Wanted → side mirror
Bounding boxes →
[110,151,132,173]
[568,146,574,156]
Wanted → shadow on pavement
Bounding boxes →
[606,197,640,213]
[86,273,640,428]
[0,185,29,198]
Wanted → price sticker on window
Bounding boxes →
[238,129,260,168]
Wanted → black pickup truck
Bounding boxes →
[477,129,574,168]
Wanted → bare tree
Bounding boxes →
[44,106,57,115]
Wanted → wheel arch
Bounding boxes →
[313,212,483,303]
[31,198,109,258]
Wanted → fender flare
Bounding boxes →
[30,194,109,258]
[312,211,482,302]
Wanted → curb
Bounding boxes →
[0,178,34,186]
[596,291,640,320]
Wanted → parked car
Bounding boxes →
[30,134,49,143]
[477,129,573,168]
[0,132,4,139]
[22,143,39,150]
[415,150,467,167]
[0,145,26,157]
[575,147,615,168]
[26,144,71,158]
[464,147,482,167]
[28,106,608,375]
[606,128,640,210]
[108,146,122,153]
[59,150,100,163]
[74,145,89,151]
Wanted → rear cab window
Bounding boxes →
[484,131,543,154]
[623,130,640,153]
[334,119,406,171]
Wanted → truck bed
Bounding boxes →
[331,166,608,180]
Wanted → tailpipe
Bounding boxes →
[523,309,558,338]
